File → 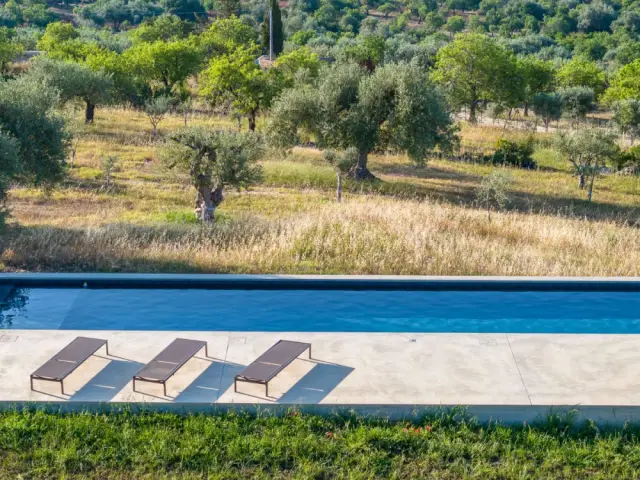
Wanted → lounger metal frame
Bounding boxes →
[30,338,109,395]
[132,341,209,397]
[234,341,311,397]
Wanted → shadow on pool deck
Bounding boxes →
[278,362,355,404]
[175,360,246,403]
[71,359,143,402]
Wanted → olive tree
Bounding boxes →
[323,148,357,202]
[27,57,114,123]
[0,75,69,223]
[531,92,563,130]
[143,95,173,137]
[554,128,619,201]
[611,99,640,145]
[161,127,263,223]
[268,62,457,180]
[559,87,596,128]
[0,130,19,226]
[476,170,511,222]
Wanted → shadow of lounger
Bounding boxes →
[175,360,245,403]
[278,362,354,404]
[71,360,143,402]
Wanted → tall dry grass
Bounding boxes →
[2,197,638,276]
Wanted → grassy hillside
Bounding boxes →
[1,107,638,275]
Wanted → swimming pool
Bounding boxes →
[1,280,639,333]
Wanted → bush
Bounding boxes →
[615,145,640,174]
[486,138,537,169]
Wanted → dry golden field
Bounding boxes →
[1,107,638,275]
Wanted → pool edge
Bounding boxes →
[1,273,639,291]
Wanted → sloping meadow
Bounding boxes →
[2,197,638,276]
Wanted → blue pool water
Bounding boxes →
[0,287,638,333]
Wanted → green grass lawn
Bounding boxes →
[2,409,640,479]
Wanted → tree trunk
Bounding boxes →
[523,101,529,117]
[195,187,214,223]
[348,150,375,180]
[248,110,257,132]
[336,173,342,202]
[487,204,491,223]
[195,184,224,223]
[469,101,477,124]
[578,173,585,189]
[184,112,188,128]
[587,172,596,202]
[152,123,157,137]
[85,102,95,124]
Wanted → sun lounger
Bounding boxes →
[133,338,208,396]
[30,336,109,395]
[235,340,311,397]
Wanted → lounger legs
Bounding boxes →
[234,378,270,398]
[30,376,66,396]
[133,378,168,397]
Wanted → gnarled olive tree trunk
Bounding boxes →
[194,177,224,223]
[348,150,375,180]
[578,173,585,189]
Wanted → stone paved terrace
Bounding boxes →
[3,330,640,423]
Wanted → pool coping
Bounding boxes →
[1,273,639,291]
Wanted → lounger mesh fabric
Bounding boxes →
[30,336,108,395]
[133,338,208,396]
[235,340,311,397]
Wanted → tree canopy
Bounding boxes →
[432,33,519,122]
[124,39,203,97]
[200,46,278,131]
[27,57,114,123]
[604,59,640,102]
[0,75,69,190]
[268,62,457,179]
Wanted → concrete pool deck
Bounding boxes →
[3,330,640,423]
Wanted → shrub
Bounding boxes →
[615,145,640,174]
[486,138,537,169]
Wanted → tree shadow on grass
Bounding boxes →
[374,163,484,183]
[365,168,640,226]
[0,224,213,273]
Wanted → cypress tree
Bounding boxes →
[261,0,284,57]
